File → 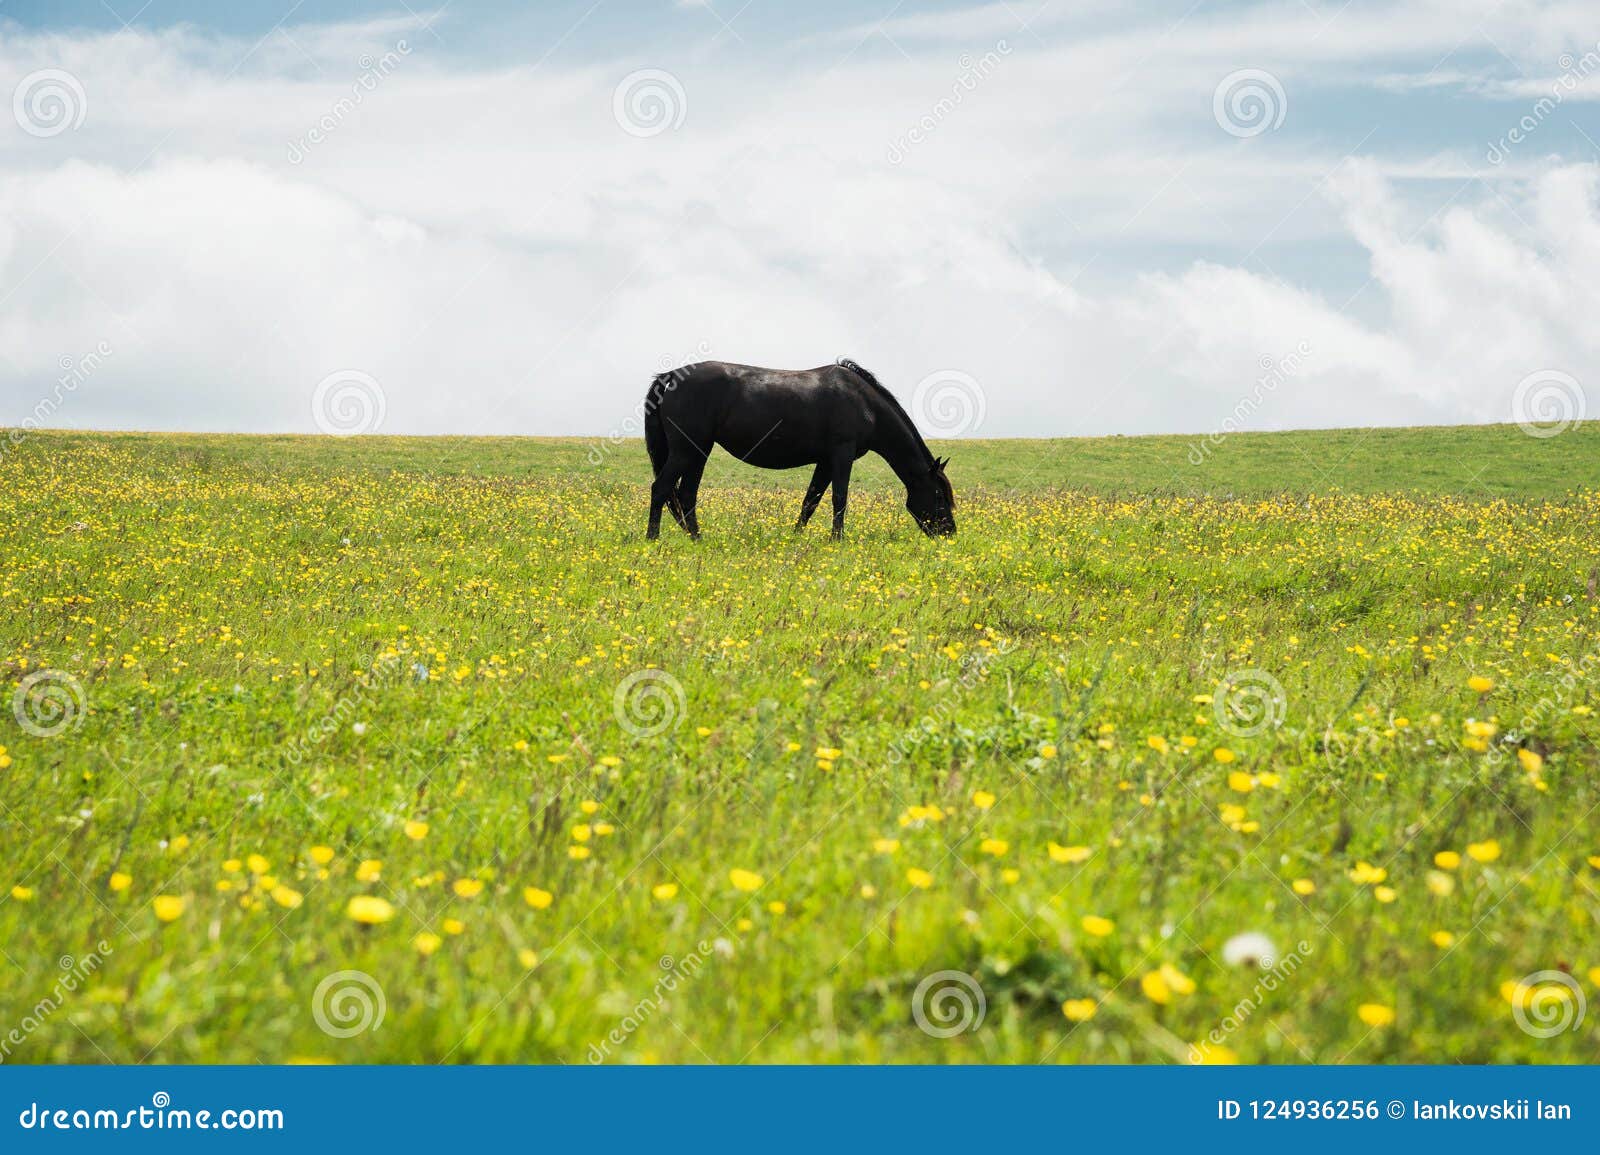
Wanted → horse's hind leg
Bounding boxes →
[795,462,829,531]
[648,456,688,540]
[675,454,707,540]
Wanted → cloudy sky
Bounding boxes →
[2,0,1597,439]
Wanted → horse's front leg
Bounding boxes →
[795,461,829,531]
[828,445,854,540]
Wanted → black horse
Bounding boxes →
[642,359,955,540]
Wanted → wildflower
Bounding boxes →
[651,883,679,901]
[1141,970,1172,1005]
[152,895,186,922]
[979,838,1008,857]
[1516,749,1543,774]
[309,846,335,865]
[1466,840,1501,863]
[1227,771,1254,793]
[109,872,131,892]
[518,949,539,969]
[579,800,600,815]
[568,846,591,860]
[971,790,996,810]
[523,886,553,910]
[404,820,429,840]
[729,869,764,892]
[442,918,465,935]
[1425,871,1455,896]
[12,885,36,902]
[452,878,484,898]
[1080,915,1115,937]
[1374,886,1397,904]
[1430,931,1455,948]
[246,854,270,875]
[1348,861,1387,885]
[413,932,442,957]
[1000,868,1020,884]
[1291,878,1316,895]
[1467,675,1494,693]
[767,901,786,915]
[356,859,382,882]
[1062,998,1097,1022]
[1147,735,1169,754]
[1213,748,1236,764]
[905,868,934,889]
[1221,932,1276,967]
[270,885,303,909]
[1433,850,1461,869]
[1189,1041,1239,1064]
[872,838,900,855]
[1039,743,1058,759]
[1357,1003,1395,1027]
[346,895,395,924]
[571,824,592,843]
[1048,843,1091,864]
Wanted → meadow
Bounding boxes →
[2,422,1598,1064]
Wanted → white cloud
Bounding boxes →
[1,5,1597,440]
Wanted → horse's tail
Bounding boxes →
[644,374,671,477]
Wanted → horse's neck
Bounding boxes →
[871,405,931,486]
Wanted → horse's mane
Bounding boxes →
[835,358,935,468]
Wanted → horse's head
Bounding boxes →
[907,456,956,536]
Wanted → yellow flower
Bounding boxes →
[346,895,395,924]
[767,900,786,915]
[1429,930,1455,948]
[1425,871,1455,896]
[246,854,270,875]
[222,859,242,874]
[1357,1003,1395,1027]
[270,885,303,909]
[1466,839,1501,863]
[523,886,553,910]
[1227,770,1254,793]
[978,838,1008,857]
[356,859,382,882]
[873,838,900,854]
[1061,998,1098,1022]
[1213,747,1236,764]
[729,868,764,892]
[579,800,600,815]
[1048,842,1092,864]
[1039,743,1058,759]
[570,824,592,843]
[859,884,877,899]
[1291,878,1316,895]
[971,790,996,810]
[1080,915,1115,938]
[1140,970,1172,1005]
[1189,1041,1239,1064]
[108,871,131,892]
[517,948,539,969]
[1434,850,1461,869]
[12,885,36,902]
[452,878,484,898]
[568,845,591,860]
[593,823,615,836]
[1159,963,1196,995]
[309,845,335,865]
[404,820,429,840]
[651,883,679,901]
[1147,735,1169,754]
[1374,885,1397,904]
[1467,675,1494,693]
[413,931,442,957]
[1000,868,1020,884]
[1516,749,1543,774]
[905,868,934,889]
[1348,861,1387,885]
[152,894,186,922]
[442,917,465,935]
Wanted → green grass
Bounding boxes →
[1,423,1597,1064]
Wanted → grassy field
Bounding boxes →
[2,423,1598,1064]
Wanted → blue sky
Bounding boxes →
[2,1,1598,437]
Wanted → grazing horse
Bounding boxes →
[642,359,955,540]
